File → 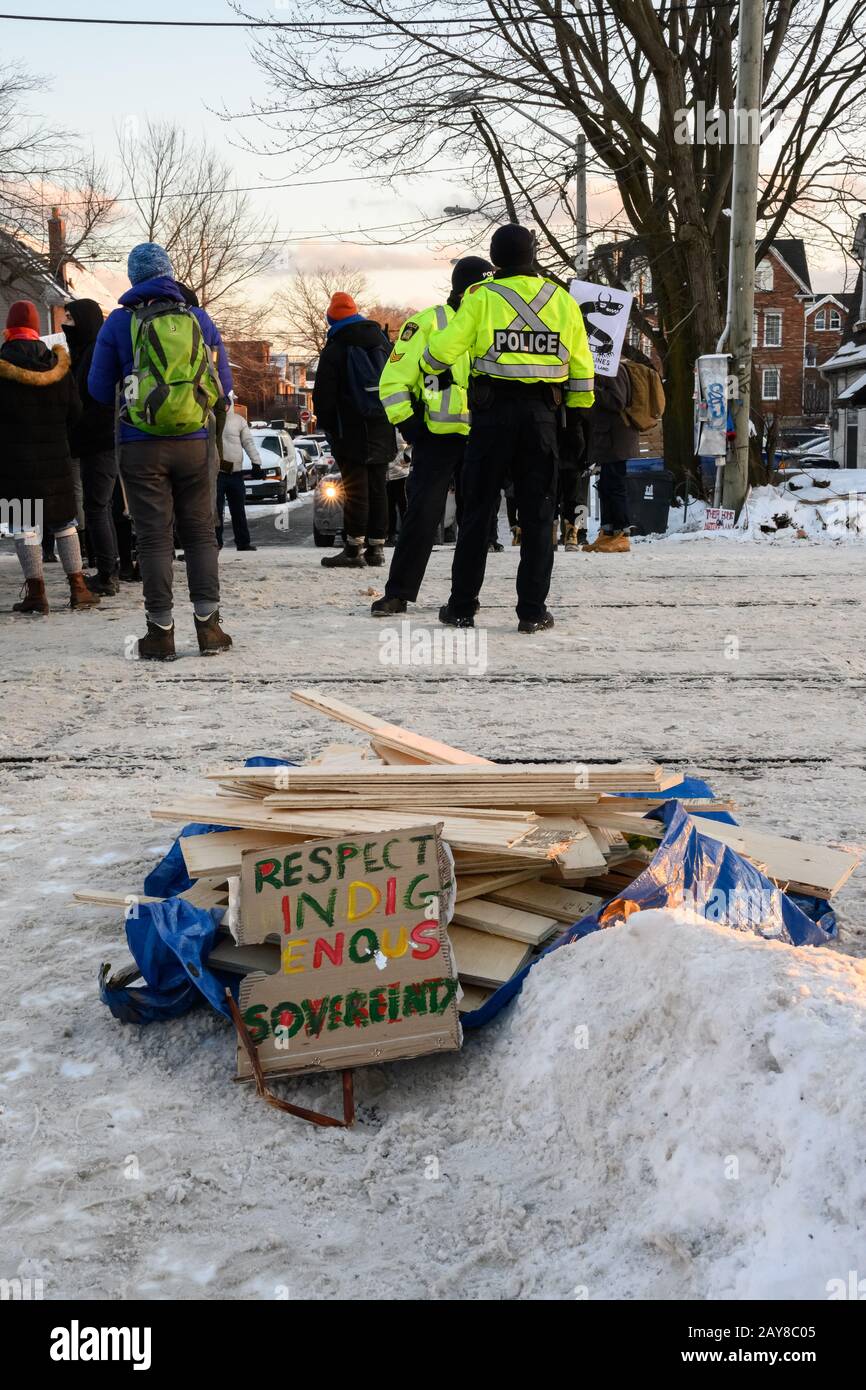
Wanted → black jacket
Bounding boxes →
[313,318,396,468]
[590,363,640,464]
[64,298,115,457]
[0,340,81,528]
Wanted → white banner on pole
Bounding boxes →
[695,353,730,456]
[569,279,634,377]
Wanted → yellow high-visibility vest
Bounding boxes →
[422,275,595,408]
[379,303,471,437]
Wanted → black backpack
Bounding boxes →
[344,337,389,420]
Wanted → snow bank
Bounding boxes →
[664,473,866,544]
[469,910,866,1298]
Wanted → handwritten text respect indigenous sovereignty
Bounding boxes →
[242,831,457,1043]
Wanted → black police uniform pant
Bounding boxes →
[449,392,559,621]
[216,469,251,549]
[385,427,465,602]
[598,459,630,531]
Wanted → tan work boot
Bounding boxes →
[563,522,579,552]
[13,578,49,614]
[582,530,631,553]
[511,525,521,546]
[195,610,233,655]
[67,572,101,608]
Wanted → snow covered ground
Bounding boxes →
[1,535,864,1299]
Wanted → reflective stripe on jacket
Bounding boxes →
[421,275,595,409]
[379,303,471,436]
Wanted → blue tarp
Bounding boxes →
[99,763,837,1031]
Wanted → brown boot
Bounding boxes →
[195,610,232,655]
[511,525,521,547]
[139,621,176,662]
[563,522,579,552]
[12,578,49,615]
[67,572,101,609]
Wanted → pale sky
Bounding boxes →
[3,1,853,319]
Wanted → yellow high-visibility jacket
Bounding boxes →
[379,303,470,436]
[422,275,595,409]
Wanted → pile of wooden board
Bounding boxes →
[74,688,861,1016]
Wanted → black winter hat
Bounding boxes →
[490,223,537,270]
[450,255,493,296]
[65,298,104,341]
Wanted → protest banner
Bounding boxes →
[569,279,634,377]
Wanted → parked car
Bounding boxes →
[295,436,333,486]
[243,429,299,503]
[312,466,345,546]
[312,458,457,546]
[293,447,310,494]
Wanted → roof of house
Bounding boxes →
[768,239,811,291]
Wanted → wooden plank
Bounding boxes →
[292,688,489,765]
[689,816,860,898]
[452,896,560,946]
[181,828,305,878]
[154,796,603,866]
[458,983,494,1013]
[488,880,602,923]
[454,867,543,902]
[447,924,531,987]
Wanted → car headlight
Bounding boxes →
[322,482,339,499]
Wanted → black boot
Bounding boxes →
[86,570,120,596]
[371,595,407,617]
[363,545,386,567]
[322,545,366,568]
[119,561,141,583]
[138,621,176,661]
[518,609,555,635]
[439,603,474,628]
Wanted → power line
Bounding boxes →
[59,165,474,209]
[0,10,502,28]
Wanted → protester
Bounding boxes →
[63,298,121,595]
[112,477,139,582]
[582,363,635,553]
[88,243,233,659]
[0,300,100,614]
[372,256,491,613]
[312,292,395,568]
[217,402,258,551]
[422,224,594,633]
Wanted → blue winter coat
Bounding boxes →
[87,276,233,444]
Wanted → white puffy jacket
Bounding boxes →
[221,410,262,473]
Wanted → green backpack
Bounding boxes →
[123,300,220,435]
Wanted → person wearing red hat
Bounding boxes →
[312,293,396,567]
[0,300,100,614]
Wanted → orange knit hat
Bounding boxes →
[327,292,359,322]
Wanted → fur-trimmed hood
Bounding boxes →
[0,343,70,387]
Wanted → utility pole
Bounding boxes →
[575,134,588,276]
[722,0,765,513]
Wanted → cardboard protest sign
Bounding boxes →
[704,506,736,531]
[235,826,461,1080]
[569,279,634,377]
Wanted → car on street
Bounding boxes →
[295,435,334,487]
[243,428,299,504]
[312,459,457,546]
[312,466,345,546]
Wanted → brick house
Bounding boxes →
[750,239,816,426]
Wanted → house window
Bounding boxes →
[752,312,758,346]
[815,309,826,330]
[829,309,841,330]
[755,260,774,291]
[762,367,781,400]
[804,343,817,367]
[764,311,782,346]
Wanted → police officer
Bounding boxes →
[422,224,594,633]
[371,255,493,617]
